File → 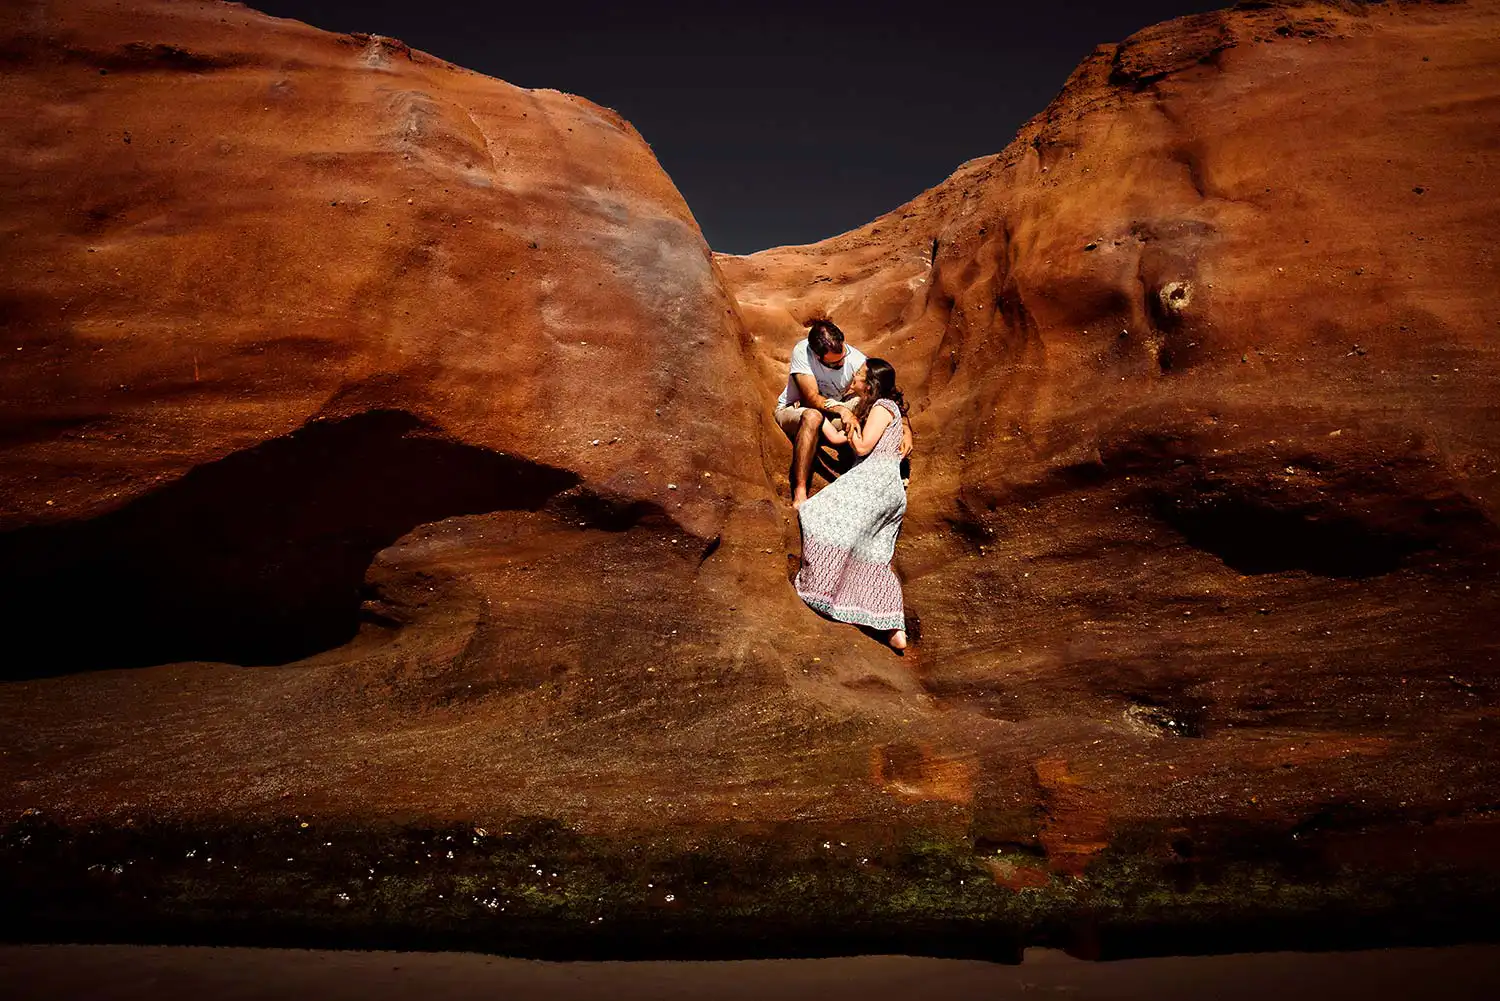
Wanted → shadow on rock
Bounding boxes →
[0,410,578,676]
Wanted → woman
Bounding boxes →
[794,358,909,651]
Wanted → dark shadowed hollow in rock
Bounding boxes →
[1141,457,1498,579]
[1152,490,1422,578]
[0,411,578,677]
[1077,429,1500,580]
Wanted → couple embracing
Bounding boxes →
[775,318,912,652]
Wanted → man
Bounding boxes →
[774,318,910,509]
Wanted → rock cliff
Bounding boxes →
[721,0,1500,866]
[0,0,789,674]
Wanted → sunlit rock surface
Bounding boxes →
[0,0,895,836]
[2,0,1499,953]
[721,0,1500,871]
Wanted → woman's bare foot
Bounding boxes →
[889,630,908,651]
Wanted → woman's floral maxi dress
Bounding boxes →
[794,398,906,631]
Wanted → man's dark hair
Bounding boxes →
[805,317,845,358]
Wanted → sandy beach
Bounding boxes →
[5,944,1500,1001]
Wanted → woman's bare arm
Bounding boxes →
[848,406,895,457]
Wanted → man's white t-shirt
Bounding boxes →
[776,338,867,408]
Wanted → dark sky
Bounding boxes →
[253,1,1227,254]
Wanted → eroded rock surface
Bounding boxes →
[0,0,790,672]
[0,0,895,837]
[2,0,1500,953]
[723,0,1500,866]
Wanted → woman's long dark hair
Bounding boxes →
[854,357,909,421]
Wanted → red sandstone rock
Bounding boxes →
[0,0,788,672]
[0,0,883,835]
[1,3,756,535]
[2,0,1500,916]
[723,0,1500,861]
[723,0,1500,788]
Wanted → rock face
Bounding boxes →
[0,0,890,838]
[723,0,1500,862]
[3,0,1500,954]
[0,0,782,674]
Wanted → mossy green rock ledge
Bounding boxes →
[5,813,1500,960]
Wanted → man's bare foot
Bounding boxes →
[792,487,808,511]
[889,630,908,651]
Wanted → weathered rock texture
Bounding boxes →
[0,0,793,673]
[723,0,1500,866]
[0,0,899,835]
[2,0,1500,954]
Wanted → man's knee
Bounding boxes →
[797,409,822,436]
[776,407,809,441]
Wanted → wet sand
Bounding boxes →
[4,944,1499,1000]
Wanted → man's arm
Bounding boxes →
[792,373,842,416]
